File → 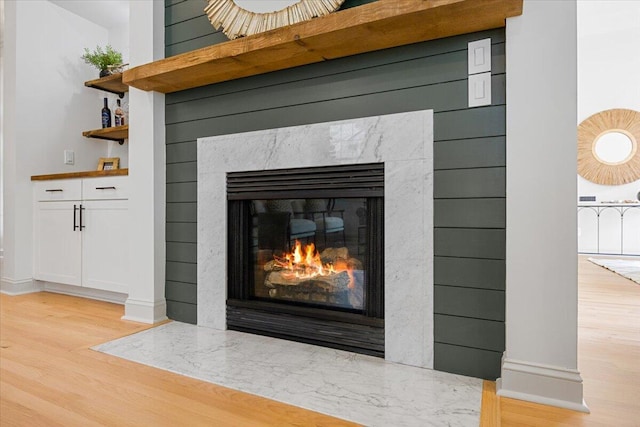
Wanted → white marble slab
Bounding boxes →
[94,322,482,427]
[198,110,434,368]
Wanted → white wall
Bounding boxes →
[0,0,5,256]
[1,0,119,288]
[576,0,640,255]
[500,0,587,412]
[577,0,640,202]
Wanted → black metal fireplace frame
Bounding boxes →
[226,163,385,357]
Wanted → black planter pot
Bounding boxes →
[99,69,110,78]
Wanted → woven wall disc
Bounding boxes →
[205,0,345,40]
[577,108,640,185]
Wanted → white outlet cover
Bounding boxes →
[64,150,75,165]
[468,38,491,75]
[468,72,492,108]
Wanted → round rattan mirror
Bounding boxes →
[577,109,640,185]
[205,0,345,40]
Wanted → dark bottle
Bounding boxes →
[101,97,112,128]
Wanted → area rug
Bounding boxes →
[588,258,640,284]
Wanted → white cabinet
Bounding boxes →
[81,200,129,293]
[34,200,82,285]
[33,177,129,294]
[578,203,640,255]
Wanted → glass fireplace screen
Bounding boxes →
[250,198,368,311]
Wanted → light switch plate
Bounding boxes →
[64,150,74,165]
[468,38,491,75]
[468,72,492,107]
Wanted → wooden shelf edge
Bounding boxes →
[31,169,129,181]
[123,0,522,94]
[82,125,129,142]
[84,73,129,96]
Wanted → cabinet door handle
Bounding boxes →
[45,189,63,192]
[73,205,78,231]
[95,186,116,190]
[79,205,85,230]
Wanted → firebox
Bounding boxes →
[227,163,385,356]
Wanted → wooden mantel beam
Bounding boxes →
[123,0,523,94]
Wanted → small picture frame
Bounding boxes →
[97,157,120,171]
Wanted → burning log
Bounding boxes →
[264,246,362,273]
[263,241,363,305]
[265,269,350,292]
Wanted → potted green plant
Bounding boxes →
[81,45,123,78]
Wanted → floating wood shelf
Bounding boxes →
[82,125,129,144]
[31,169,129,181]
[123,0,522,94]
[84,73,128,97]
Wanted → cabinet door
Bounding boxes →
[34,201,82,285]
[81,200,129,294]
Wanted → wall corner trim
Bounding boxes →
[0,278,43,295]
[497,357,590,413]
[123,298,168,324]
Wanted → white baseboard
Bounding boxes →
[123,298,167,324]
[43,282,127,305]
[497,357,590,413]
[0,277,43,295]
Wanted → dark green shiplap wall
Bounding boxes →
[165,0,505,380]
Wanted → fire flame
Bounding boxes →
[273,241,354,287]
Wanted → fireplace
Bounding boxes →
[198,110,434,369]
[227,164,384,356]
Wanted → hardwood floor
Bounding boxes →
[481,256,640,426]
[0,292,357,426]
[2,255,638,426]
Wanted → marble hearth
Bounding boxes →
[198,110,433,368]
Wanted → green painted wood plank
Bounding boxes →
[434,343,502,380]
[167,202,197,223]
[434,105,506,141]
[166,141,197,163]
[434,314,505,352]
[166,81,504,144]
[165,0,204,26]
[166,33,229,58]
[435,228,505,259]
[434,167,505,199]
[434,257,505,290]
[166,15,218,46]
[167,261,197,283]
[434,285,505,321]
[167,300,197,324]
[167,162,197,183]
[165,0,187,7]
[167,182,197,202]
[340,0,378,9]
[434,198,505,229]
[166,222,197,243]
[166,281,197,304]
[434,136,505,170]
[167,242,197,263]
[167,98,507,145]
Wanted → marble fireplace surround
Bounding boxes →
[197,110,434,368]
